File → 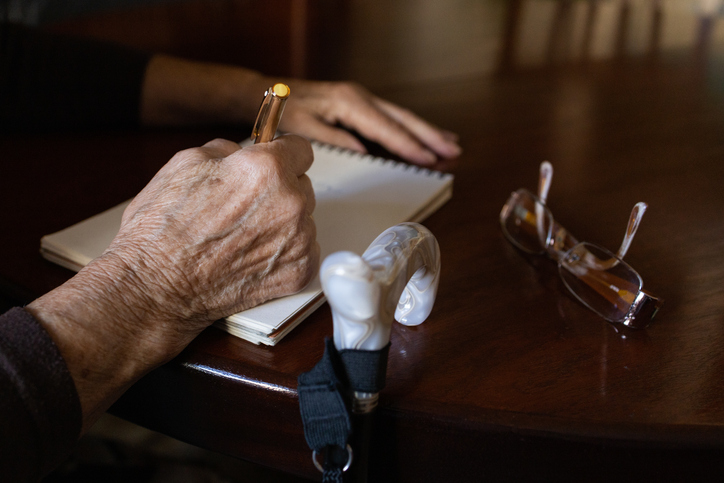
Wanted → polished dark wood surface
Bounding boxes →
[3,1,724,481]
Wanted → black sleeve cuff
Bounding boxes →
[0,306,82,481]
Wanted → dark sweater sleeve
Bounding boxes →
[0,307,82,482]
[0,23,151,132]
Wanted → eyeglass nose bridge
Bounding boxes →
[545,218,578,259]
[499,189,577,257]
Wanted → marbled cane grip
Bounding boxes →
[320,223,440,351]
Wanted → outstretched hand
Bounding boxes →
[278,80,461,166]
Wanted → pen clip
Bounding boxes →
[251,86,274,144]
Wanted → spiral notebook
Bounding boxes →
[40,142,454,345]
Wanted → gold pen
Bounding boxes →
[251,83,290,144]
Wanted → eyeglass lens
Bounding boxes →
[500,190,552,254]
[559,242,643,323]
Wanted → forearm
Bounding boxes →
[140,54,270,127]
[25,253,177,434]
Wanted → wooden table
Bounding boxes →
[2,1,724,481]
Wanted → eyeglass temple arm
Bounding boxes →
[616,202,662,328]
[569,201,648,272]
[616,202,647,259]
[538,161,553,203]
[536,161,554,245]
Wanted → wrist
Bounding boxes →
[26,253,171,431]
[140,54,275,127]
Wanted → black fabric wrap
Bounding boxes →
[297,337,390,451]
[339,346,389,393]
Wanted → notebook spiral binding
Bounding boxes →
[314,141,449,179]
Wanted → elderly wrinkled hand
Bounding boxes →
[27,135,319,430]
[110,135,319,346]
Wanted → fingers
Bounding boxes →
[328,84,461,166]
[115,135,320,321]
[298,173,316,214]
[294,115,368,154]
[373,97,462,159]
[274,79,461,166]
[355,116,436,165]
[242,134,314,178]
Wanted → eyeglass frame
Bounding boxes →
[500,161,663,329]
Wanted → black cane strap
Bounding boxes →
[298,338,350,451]
[323,467,344,483]
[298,338,391,479]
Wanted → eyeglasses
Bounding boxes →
[500,161,663,329]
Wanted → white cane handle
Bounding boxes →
[320,223,441,351]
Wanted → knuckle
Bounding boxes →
[295,135,314,160]
[290,243,320,291]
[205,137,229,147]
[333,81,362,98]
[244,150,283,180]
[285,191,308,215]
[247,149,276,168]
[173,146,205,163]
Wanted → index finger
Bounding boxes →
[335,95,438,165]
[200,138,244,158]
[245,134,314,178]
[373,98,462,159]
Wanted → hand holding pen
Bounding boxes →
[29,92,319,437]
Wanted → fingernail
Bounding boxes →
[445,142,462,158]
[418,150,437,165]
[443,130,460,143]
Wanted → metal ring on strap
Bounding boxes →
[312,444,353,473]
